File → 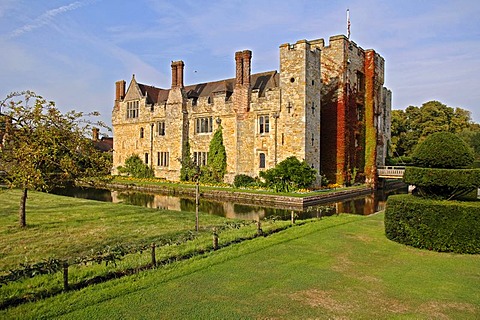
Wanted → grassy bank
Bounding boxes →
[1,204,478,318]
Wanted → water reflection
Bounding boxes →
[52,186,407,221]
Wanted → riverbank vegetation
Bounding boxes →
[1,201,478,319]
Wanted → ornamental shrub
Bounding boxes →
[385,194,480,254]
[411,132,474,168]
[118,154,154,178]
[260,156,316,192]
[233,174,255,188]
[403,167,480,199]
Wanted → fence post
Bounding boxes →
[291,210,295,224]
[63,261,69,291]
[256,220,263,236]
[151,243,156,267]
[212,228,218,250]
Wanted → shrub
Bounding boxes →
[260,156,316,192]
[403,167,480,199]
[385,194,480,254]
[411,132,474,168]
[233,174,255,188]
[117,155,154,178]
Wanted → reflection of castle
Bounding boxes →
[112,35,391,186]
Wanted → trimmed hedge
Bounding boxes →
[412,132,474,168]
[385,194,480,254]
[403,167,480,199]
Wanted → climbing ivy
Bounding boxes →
[201,125,227,183]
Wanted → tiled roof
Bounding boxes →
[137,70,278,104]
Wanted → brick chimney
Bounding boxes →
[242,50,251,86]
[92,127,99,141]
[235,51,244,85]
[171,60,185,88]
[115,80,126,101]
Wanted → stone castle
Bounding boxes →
[112,34,391,186]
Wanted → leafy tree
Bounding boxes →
[117,154,154,178]
[391,101,473,157]
[260,156,316,192]
[200,125,227,183]
[0,91,112,227]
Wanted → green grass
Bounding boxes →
[1,209,478,319]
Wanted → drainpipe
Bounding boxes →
[150,123,154,170]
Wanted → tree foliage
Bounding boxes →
[117,154,154,178]
[390,101,473,157]
[259,156,316,192]
[200,125,227,183]
[0,91,112,227]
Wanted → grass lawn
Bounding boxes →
[1,204,478,319]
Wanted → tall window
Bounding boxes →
[157,151,169,167]
[195,117,213,134]
[193,151,208,166]
[259,153,266,168]
[140,127,144,138]
[145,153,149,164]
[127,100,139,118]
[259,115,269,134]
[157,121,165,136]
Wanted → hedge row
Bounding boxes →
[385,194,480,254]
[403,167,480,199]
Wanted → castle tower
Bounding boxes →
[278,39,321,178]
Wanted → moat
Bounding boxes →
[52,185,407,221]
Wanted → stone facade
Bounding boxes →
[112,35,391,186]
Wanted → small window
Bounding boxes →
[312,80,315,85]
[126,100,139,119]
[195,117,213,134]
[193,151,208,166]
[157,151,169,167]
[259,115,270,134]
[157,121,165,136]
[140,127,144,139]
[259,153,266,169]
[145,153,149,164]
[290,77,295,83]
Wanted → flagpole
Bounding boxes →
[347,8,351,40]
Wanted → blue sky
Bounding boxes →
[1,0,479,134]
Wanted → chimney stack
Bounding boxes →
[115,80,126,101]
[171,60,185,88]
[92,127,99,142]
[242,50,251,86]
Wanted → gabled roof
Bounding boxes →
[136,70,278,104]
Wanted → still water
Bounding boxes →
[52,185,407,221]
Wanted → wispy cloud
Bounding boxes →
[9,0,95,39]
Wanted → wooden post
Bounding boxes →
[151,243,156,267]
[212,228,218,250]
[195,178,199,232]
[291,210,295,224]
[256,220,263,236]
[63,261,69,291]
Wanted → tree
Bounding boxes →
[0,91,112,227]
[117,154,154,178]
[260,156,316,192]
[391,101,473,157]
[179,141,198,182]
[200,125,227,183]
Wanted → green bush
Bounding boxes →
[259,156,316,192]
[233,174,255,188]
[117,154,154,178]
[385,194,480,254]
[411,132,474,168]
[403,167,480,199]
